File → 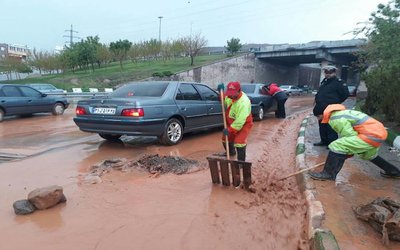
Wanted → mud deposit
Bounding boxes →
[90,154,202,176]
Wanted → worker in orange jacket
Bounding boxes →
[217,81,253,161]
[310,104,400,180]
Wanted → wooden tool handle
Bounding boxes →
[220,88,230,160]
[278,162,325,181]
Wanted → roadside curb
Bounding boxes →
[296,115,340,250]
[386,129,400,150]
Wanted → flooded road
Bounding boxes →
[0,96,314,250]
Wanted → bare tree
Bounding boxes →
[180,33,207,66]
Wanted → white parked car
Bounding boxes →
[280,85,303,95]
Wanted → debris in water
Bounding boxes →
[354,197,400,243]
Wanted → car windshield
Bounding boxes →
[110,82,169,98]
[241,85,255,94]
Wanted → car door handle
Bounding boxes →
[180,107,187,111]
[28,100,32,102]
[209,107,214,110]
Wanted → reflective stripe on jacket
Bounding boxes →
[322,104,387,147]
[224,92,253,132]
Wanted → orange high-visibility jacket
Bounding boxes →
[321,104,387,147]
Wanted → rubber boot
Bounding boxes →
[218,142,236,157]
[236,146,246,162]
[309,151,346,181]
[370,156,400,179]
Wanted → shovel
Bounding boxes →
[278,162,325,181]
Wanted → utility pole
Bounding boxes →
[158,16,163,42]
[63,24,80,47]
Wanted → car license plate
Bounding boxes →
[93,107,116,115]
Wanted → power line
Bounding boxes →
[158,16,163,42]
[63,24,81,47]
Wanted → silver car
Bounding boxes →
[280,85,303,95]
[73,81,224,145]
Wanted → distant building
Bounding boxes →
[0,43,7,59]
[0,43,30,61]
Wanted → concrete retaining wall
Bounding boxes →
[172,54,256,88]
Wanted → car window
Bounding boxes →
[195,84,219,101]
[176,89,184,100]
[110,82,168,97]
[241,85,255,94]
[1,86,22,97]
[177,83,202,100]
[20,86,42,97]
[259,85,269,95]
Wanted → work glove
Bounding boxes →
[222,128,229,136]
[217,83,225,92]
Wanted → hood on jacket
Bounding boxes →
[321,104,346,123]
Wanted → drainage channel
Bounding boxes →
[0,153,29,163]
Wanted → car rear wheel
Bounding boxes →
[99,134,122,141]
[160,118,183,146]
[255,106,264,121]
[52,103,65,115]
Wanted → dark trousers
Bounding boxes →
[318,120,338,144]
[274,92,288,118]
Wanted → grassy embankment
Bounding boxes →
[5,54,227,91]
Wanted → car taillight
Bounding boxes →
[76,106,86,115]
[121,108,144,117]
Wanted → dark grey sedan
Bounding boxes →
[73,81,224,145]
[0,84,69,122]
[241,83,277,121]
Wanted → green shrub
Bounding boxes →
[162,71,173,77]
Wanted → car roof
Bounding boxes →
[0,84,28,87]
[25,83,54,86]
[240,83,264,86]
[122,81,209,88]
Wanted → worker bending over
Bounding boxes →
[310,104,400,180]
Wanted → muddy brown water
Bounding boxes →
[0,96,314,249]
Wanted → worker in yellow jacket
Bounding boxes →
[310,104,400,180]
[217,82,253,161]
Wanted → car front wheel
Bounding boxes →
[160,118,183,146]
[0,109,4,122]
[99,134,122,141]
[255,106,264,121]
[52,103,65,115]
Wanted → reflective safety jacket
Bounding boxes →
[322,104,387,147]
[224,92,253,133]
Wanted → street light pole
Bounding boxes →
[158,16,163,42]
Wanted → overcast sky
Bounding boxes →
[0,0,388,51]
